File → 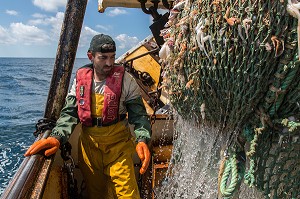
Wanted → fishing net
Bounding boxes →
[251,128,300,198]
[159,0,300,198]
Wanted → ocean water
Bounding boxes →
[0,57,88,195]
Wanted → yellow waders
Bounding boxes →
[78,93,140,199]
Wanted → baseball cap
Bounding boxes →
[89,34,116,53]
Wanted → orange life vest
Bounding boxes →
[76,64,125,126]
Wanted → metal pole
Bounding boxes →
[44,0,87,120]
[1,0,87,198]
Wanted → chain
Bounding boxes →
[124,62,155,87]
[150,91,160,128]
[33,118,56,137]
[60,142,79,198]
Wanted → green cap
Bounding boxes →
[89,34,116,53]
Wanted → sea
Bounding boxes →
[0,57,88,195]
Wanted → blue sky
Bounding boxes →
[0,0,160,58]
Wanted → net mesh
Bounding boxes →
[160,0,300,198]
[254,129,300,198]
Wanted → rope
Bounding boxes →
[218,130,247,198]
[218,156,227,197]
[268,61,299,117]
[243,125,265,188]
[244,159,256,188]
[246,127,264,157]
[219,154,238,198]
[281,118,300,132]
[287,0,300,60]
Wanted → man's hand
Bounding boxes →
[136,142,150,174]
[24,137,60,157]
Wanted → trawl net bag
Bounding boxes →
[160,0,300,198]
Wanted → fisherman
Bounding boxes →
[25,34,151,199]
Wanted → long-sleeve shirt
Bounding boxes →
[50,66,151,145]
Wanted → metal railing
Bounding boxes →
[1,0,87,198]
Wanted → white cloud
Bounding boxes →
[0,26,16,44]
[28,12,64,41]
[107,8,128,17]
[115,34,139,49]
[29,13,48,25]
[78,26,100,48]
[32,0,67,12]
[0,10,65,47]
[44,12,64,38]
[28,18,44,26]
[5,10,18,16]
[95,24,111,31]
[83,26,99,35]
[32,13,47,18]
[10,23,50,45]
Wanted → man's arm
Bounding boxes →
[125,96,151,174]
[122,71,152,143]
[25,79,79,156]
[125,96,151,143]
[50,95,79,145]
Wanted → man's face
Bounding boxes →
[92,51,116,77]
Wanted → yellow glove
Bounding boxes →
[136,142,150,174]
[24,137,60,157]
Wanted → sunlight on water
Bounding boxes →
[155,116,264,199]
[0,141,27,194]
